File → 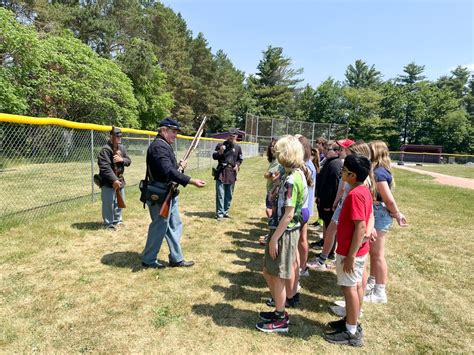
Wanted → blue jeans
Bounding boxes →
[142,196,184,264]
[215,180,234,218]
[101,185,124,226]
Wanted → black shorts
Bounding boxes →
[317,206,334,227]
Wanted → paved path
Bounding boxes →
[393,165,474,190]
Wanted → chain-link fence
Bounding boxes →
[0,118,259,227]
[244,113,349,153]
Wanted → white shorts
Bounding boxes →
[336,254,367,287]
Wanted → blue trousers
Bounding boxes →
[142,196,184,264]
[101,185,124,226]
[215,180,234,218]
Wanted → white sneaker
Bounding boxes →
[364,290,387,304]
[334,300,345,307]
[306,260,327,271]
[365,277,376,295]
[329,305,364,317]
[299,268,310,278]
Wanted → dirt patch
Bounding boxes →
[393,165,474,189]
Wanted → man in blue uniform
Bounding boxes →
[142,117,206,269]
[212,129,243,221]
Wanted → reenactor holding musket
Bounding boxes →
[141,117,206,269]
[98,127,131,230]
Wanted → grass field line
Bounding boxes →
[1,157,473,352]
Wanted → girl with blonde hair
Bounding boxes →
[364,140,408,304]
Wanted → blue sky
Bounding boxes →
[162,0,473,88]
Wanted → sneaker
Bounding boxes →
[333,300,345,307]
[365,277,376,295]
[215,216,223,221]
[299,267,309,278]
[266,296,298,308]
[329,305,364,318]
[327,252,336,261]
[364,290,387,304]
[104,224,117,230]
[327,317,347,331]
[223,214,232,219]
[258,311,289,322]
[258,235,267,245]
[324,328,364,347]
[306,259,327,270]
[310,239,324,250]
[255,318,289,333]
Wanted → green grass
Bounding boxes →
[0,157,473,352]
[410,164,474,179]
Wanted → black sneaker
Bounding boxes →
[310,239,324,250]
[169,260,194,267]
[223,214,232,219]
[327,252,336,261]
[258,311,289,322]
[255,318,289,333]
[327,317,346,331]
[265,296,297,308]
[324,328,363,347]
[141,261,166,269]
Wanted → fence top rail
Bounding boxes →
[0,113,257,144]
[390,151,474,158]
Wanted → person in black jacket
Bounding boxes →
[315,141,343,255]
[98,127,131,230]
[212,129,243,220]
[142,117,206,269]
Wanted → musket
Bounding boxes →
[111,126,126,209]
[159,116,208,218]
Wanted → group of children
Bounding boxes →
[257,135,408,347]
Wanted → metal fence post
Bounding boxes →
[311,122,315,146]
[90,130,95,203]
[255,115,259,143]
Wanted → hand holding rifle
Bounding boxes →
[159,116,208,218]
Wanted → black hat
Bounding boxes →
[158,117,181,131]
[110,127,123,137]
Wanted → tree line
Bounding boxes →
[0,1,472,153]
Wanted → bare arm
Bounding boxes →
[377,181,408,227]
[343,220,366,273]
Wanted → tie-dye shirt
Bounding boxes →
[269,168,308,230]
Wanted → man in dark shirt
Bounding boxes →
[142,117,206,269]
[212,129,243,220]
[97,127,131,230]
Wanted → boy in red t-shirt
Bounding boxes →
[324,154,373,347]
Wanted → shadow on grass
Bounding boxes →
[183,211,215,219]
[300,271,341,298]
[225,229,263,242]
[222,248,262,271]
[71,222,103,230]
[231,239,264,250]
[192,303,325,339]
[101,251,164,273]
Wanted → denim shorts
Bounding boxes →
[374,203,393,232]
[331,200,343,223]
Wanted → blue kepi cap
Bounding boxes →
[158,117,181,131]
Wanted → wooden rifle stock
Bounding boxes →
[111,125,126,208]
[159,116,208,218]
